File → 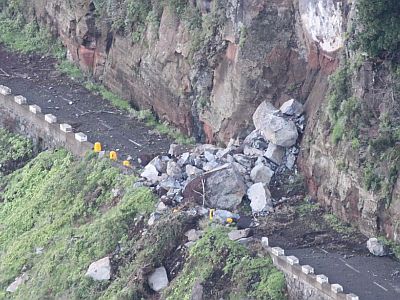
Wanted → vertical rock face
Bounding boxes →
[27,0,328,143]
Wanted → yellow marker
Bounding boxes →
[226,217,233,224]
[109,151,117,161]
[94,142,102,153]
[123,160,131,167]
[209,209,215,220]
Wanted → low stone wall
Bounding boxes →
[262,238,359,300]
[0,85,93,156]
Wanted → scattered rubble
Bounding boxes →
[138,99,304,219]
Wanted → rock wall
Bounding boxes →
[24,0,341,143]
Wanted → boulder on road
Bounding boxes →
[85,257,111,281]
[247,182,273,213]
[367,238,387,256]
[183,164,246,210]
[148,266,169,292]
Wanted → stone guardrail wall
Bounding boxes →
[262,237,359,300]
[0,85,93,156]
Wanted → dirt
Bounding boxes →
[0,45,173,166]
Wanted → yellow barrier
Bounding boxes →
[109,151,117,161]
[94,142,102,153]
[209,209,215,220]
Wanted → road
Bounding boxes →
[286,247,400,300]
[0,46,173,165]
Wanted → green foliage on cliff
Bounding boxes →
[0,149,156,299]
[0,128,32,174]
[327,63,360,144]
[356,0,400,57]
[163,226,286,300]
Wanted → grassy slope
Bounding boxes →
[163,226,286,300]
[0,149,156,299]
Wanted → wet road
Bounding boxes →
[0,46,173,164]
[286,247,400,300]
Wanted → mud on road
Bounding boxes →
[0,45,173,165]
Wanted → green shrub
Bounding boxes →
[356,0,400,57]
[57,60,84,81]
[163,226,286,299]
[0,128,33,174]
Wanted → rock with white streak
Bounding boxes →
[85,257,111,281]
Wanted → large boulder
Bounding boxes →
[280,99,304,116]
[166,161,183,179]
[253,101,298,147]
[85,257,111,281]
[148,266,169,292]
[367,238,387,256]
[250,164,274,185]
[183,164,246,210]
[265,143,285,165]
[247,183,273,213]
[141,164,159,183]
[253,102,280,130]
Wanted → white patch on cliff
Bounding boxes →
[299,0,343,53]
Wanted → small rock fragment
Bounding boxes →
[228,228,251,241]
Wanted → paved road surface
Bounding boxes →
[0,46,173,164]
[286,247,400,300]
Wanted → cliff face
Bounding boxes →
[27,0,340,142]
[17,0,400,240]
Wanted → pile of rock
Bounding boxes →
[138,99,305,215]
